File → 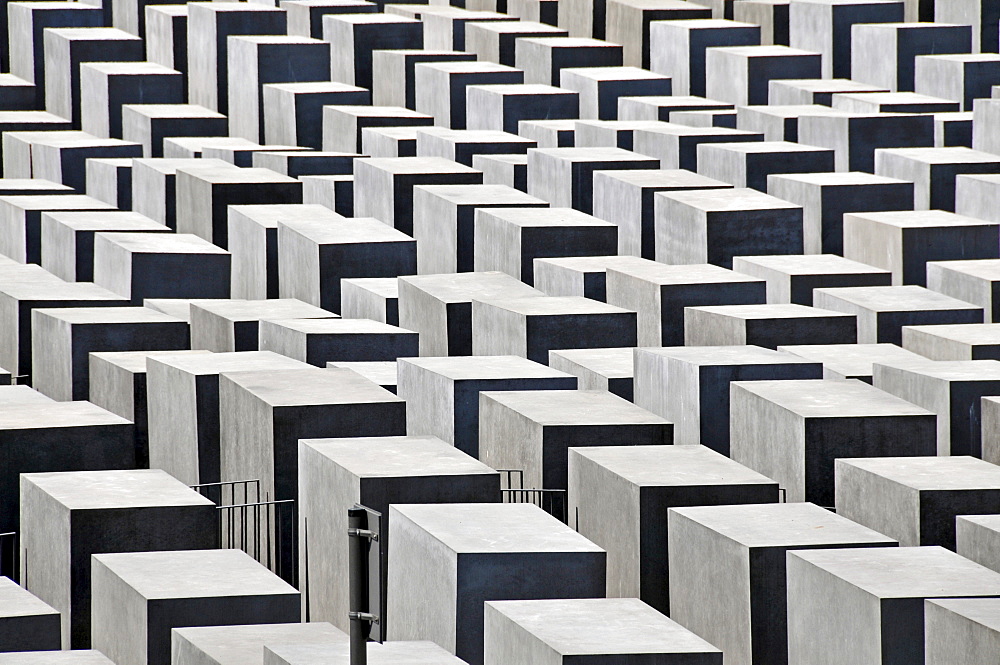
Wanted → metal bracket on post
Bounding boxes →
[348,505,383,665]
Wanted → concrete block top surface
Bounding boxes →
[479,207,614,228]
[399,355,572,380]
[416,61,520,74]
[300,435,496,477]
[0,653,113,665]
[571,443,776,487]
[534,255,653,272]
[560,66,670,81]
[471,83,575,96]
[123,105,225,119]
[480,389,669,425]
[0,386,55,406]
[768,171,912,187]
[342,277,399,298]
[279,218,410,244]
[701,140,833,155]
[709,45,821,58]
[837,455,1000,490]
[595,168,730,189]
[672,502,896,549]
[928,259,1000,279]
[327,106,430,119]
[846,206,998,229]
[399,272,541,302]
[150,350,309,376]
[874,358,1000,382]
[476,295,633,316]
[777,343,924,377]
[328,362,397,386]
[264,318,412,335]
[357,156,480,175]
[815,285,983,311]
[0,195,116,212]
[529,146,656,162]
[390,502,603,553]
[324,12,420,25]
[548,347,633,377]
[92,549,298,599]
[690,303,855,320]
[925,598,1000,631]
[878,147,1000,165]
[42,211,167,232]
[640,344,818,366]
[0,401,132,430]
[172,623,347,665]
[733,254,891,276]
[265,640,464,665]
[609,262,764,285]
[230,204,340,228]
[191,299,333,322]
[21,469,213,509]
[732,378,936,417]
[145,298,229,321]
[787,546,1000,598]
[33,306,184,325]
[175,166,299,185]
[96,233,229,255]
[414,183,543,205]
[222,367,402,406]
[658,187,801,212]
[904,323,1000,345]
[485,597,721,656]
[0,576,59,619]
[89,350,210,375]
[133,158,230,175]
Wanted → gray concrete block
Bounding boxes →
[387,503,605,665]
[732,254,891,305]
[767,172,914,255]
[875,147,1000,211]
[92,550,300,665]
[797,110,934,172]
[371,49,476,110]
[606,262,765,346]
[31,306,189,402]
[300,175,354,217]
[146,351,310,486]
[122,105,227,159]
[517,119,576,148]
[852,22,973,92]
[685,303,858,348]
[0,576,60,652]
[776,342,925,382]
[85,158,133,211]
[527,146,658,213]
[835,455,1000,548]
[630,123,762,171]
[670,502,896,665]
[0,400,135,533]
[650,18,759,95]
[548,347,633,398]
[903,323,1000,360]
[915,53,1000,111]
[767,77,888,105]
[465,20,566,66]
[730,378,937,504]
[592,168,731,259]
[705,45,822,105]
[263,82,369,150]
[844,210,999,285]
[258,318,417,365]
[282,0,376,38]
[788,0,904,79]
[277,211,416,313]
[925,598,1000,665]
[172,622,347,665]
[734,104,833,142]
[145,6,188,86]
[473,207,618,284]
[130,158,228,231]
[733,0,790,45]
[479,389,671,489]
[298,435,498,631]
[873,358,1000,456]
[696,140,835,191]
[813,284,984,344]
[39,211,168,283]
[19,470,215,649]
[396,355,576,456]
[397,272,542,356]
[569,445,776,613]
[472,154,528,191]
[417,128,536,167]
[175,164,302,249]
[14,132,143,194]
[324,13,423,90]
[92,233,231,305]
[533,255,653,302]
[617,94,733,121]
[362,127,420,158]
[80,64,183,141]
[926,258,1000,322]
[484,598,722,665]
[516,37,623,86]
[466,84,580,134]
[189,299,333,353]
[340,278,398,325]
[654,187,803,268]
[219,367,405,503]
[413,183,547,274]
[353,156,482,235]
[558,67,672,120]
[186,3,286,115]
[787,546,1000,665]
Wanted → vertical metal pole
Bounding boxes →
[348,508,368,665]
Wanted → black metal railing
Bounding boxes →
[190,479,297,587]
[497,469,568,523]
[0,531,16,581]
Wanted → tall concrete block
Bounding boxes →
[788,0,904,79]
[852,22,973,92]
[189,299,333,353]
[777,342,925,382]
[548,347,634,398]
[558,67,672,120]
[465,20,566,66]
[515,37,623,86]
[466,84,580,134]
[323,13,423,90]
[650,19,760,96]
[705,45,822,105]
[926,259,1000,322]
[875,147,1000,211]
[696,140,835,191]
[0,577,60,652]
[732,254,892,305]
[685,303,858,348]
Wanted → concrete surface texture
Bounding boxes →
[7,1,1000,663]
